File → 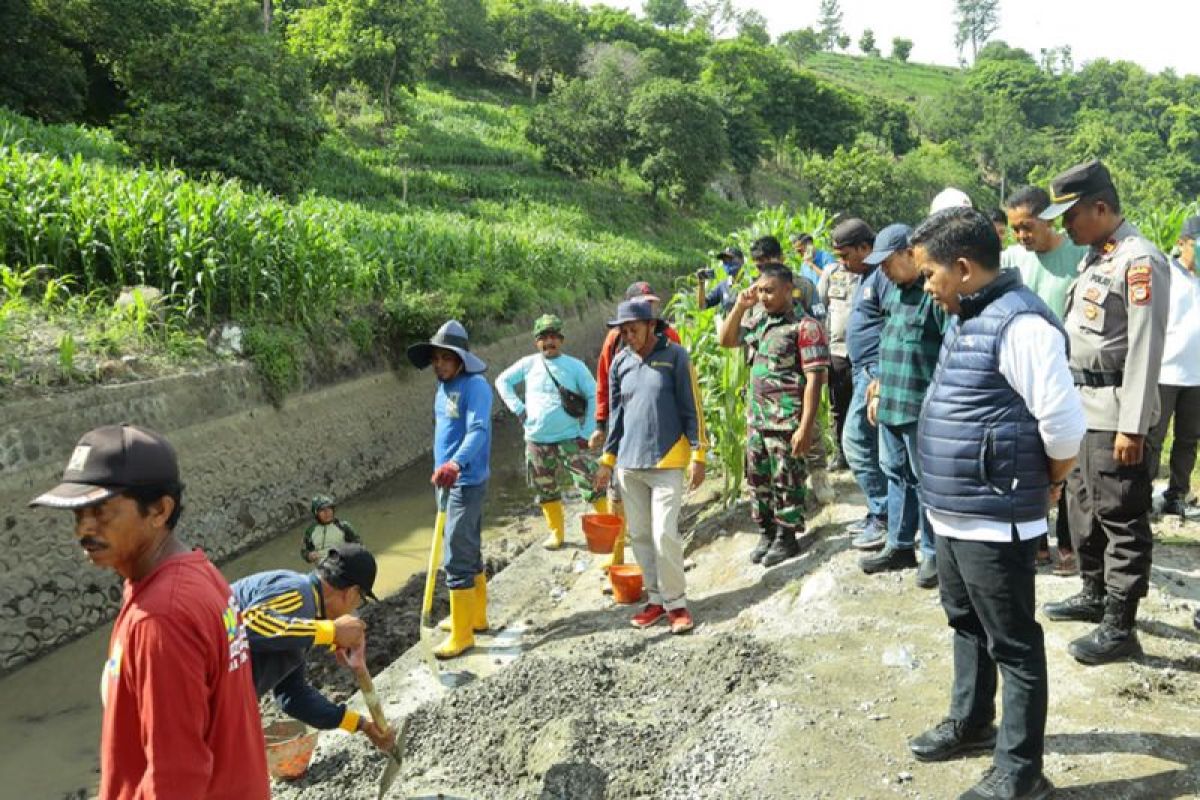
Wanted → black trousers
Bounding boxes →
[1065,430,1154,601]
[1147,384,1200,502]
[828,355,854,458]
[937,533,1046,781]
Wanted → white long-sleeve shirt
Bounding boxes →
[1159,259,1200,387]
[927,313,1087,542]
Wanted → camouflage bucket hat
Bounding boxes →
[533,314,564,337]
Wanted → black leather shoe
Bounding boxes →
[1161,496,1187,518]
[1068,597,1142,665]
[1043,584,1105,623]
[958,766,1054,800]
[860,546,917,574]
[749,531,774,564]
[761,530,800,567]
[908,718,997,762]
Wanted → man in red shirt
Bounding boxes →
[588,282,682,571]
[30,424,269,800]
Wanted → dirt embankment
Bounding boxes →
[276,474,1200,800]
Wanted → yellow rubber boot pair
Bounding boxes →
[440,573,489,632]
[601,498,626,572]
[434,583,478,659]
[541,500,565,550]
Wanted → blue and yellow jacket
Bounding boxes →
[231,570,360,733]
[601,333,707,470]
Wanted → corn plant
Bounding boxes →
[1133,202,1200,254]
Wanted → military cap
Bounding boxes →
[1180,215,1200,241]
[830,218,875,248]
[1039,159,1116,220]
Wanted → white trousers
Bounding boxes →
[616,467,687,610]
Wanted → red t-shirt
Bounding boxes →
[99,550,269,800]
[595,324,682,424]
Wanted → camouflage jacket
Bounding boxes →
[739,307,831,432]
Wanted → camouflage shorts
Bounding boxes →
[745,428,807,533]
[526,439,601,505]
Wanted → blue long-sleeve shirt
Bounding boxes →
[434,371,492,486]
[232,571,360,732]
[495,353,597,443]
[845,265,893,375]
[601,334,707,470]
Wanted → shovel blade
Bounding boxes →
[376,717,407,799]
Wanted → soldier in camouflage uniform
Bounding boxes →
[720,263,831,566]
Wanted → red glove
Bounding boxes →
[431,462,460,488]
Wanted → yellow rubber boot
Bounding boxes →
[591,497,610,515]
[434,588,475,659]
[541,500,565,550]
[601,499,626,572]
[472,572,490,631]
[440,572,490,632]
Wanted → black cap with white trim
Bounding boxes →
[30,424,181,509]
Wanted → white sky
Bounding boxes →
[586,0,1200,77]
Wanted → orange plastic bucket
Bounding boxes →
[582,513,622,554]
[609,564,644,604]
[264,719,318,781]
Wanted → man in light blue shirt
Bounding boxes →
[496,314,607,550]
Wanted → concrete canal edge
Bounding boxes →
[0,301,615,673]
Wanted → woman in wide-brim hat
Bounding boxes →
[407,319,492,658]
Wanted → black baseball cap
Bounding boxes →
[1180,215,1200,240]
[624,281,660,302]
[1040,159,1116,220]
[718,246,744,260]
[864,223,913,266]
[320,544,379,601]
[30,424,181,509]
[831,218,876,248]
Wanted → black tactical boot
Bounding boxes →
[761,528,800,567]
[1068,596,1143,665]
[1042,579,1105,623]
[750,524,776,565]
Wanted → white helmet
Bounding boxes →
[930,187,973,213]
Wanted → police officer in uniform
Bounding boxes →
[817,253,861,470]
[1039,160,1170,665]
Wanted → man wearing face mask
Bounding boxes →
[697,246,746,314]
[1038,160,1170,666]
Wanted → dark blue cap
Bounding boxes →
[863,223,913,266]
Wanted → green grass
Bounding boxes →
[802,52,963,105]
[0,81,749,397]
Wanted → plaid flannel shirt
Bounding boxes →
[876,278,947,427]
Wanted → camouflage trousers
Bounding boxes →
[745,428,808,534]
[526,439,601,505]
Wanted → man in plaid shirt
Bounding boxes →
[860,224,948,588]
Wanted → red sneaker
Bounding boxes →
[631,604,666,629]
[667,608,694,635]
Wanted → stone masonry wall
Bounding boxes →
[0,302,614,673]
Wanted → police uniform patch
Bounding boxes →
[1127,263,1152,306]
[1084,286,1102,302]
[1084,305,1099,320]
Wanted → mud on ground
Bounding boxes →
[276,476,1200,800]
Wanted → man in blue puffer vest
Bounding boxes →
[906,208,1085,800]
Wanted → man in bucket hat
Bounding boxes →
[233,544,396,753]
[594,299,707,635]
[29,423,269,800]
[407,320,492,658]
[496,313,607,550]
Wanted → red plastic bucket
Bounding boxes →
[264,720,318,781]
[609,564,644,604]
[582,513,622,554]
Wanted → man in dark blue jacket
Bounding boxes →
[232,544,395,753]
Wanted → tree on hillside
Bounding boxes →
[954,0,1000,63]
[778,28,821,63]
[627,78,726,203]
[858,29,878,57]
[817,0,843,51]
[0,0,86,121]
[435,0,503,70]
[736,9,770,46]
[691,0,736,38]
[494,0,585,102]
[891,37,913,62]
[285,0,440,118]
[643,0,690,30]
[526,69,630,177]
